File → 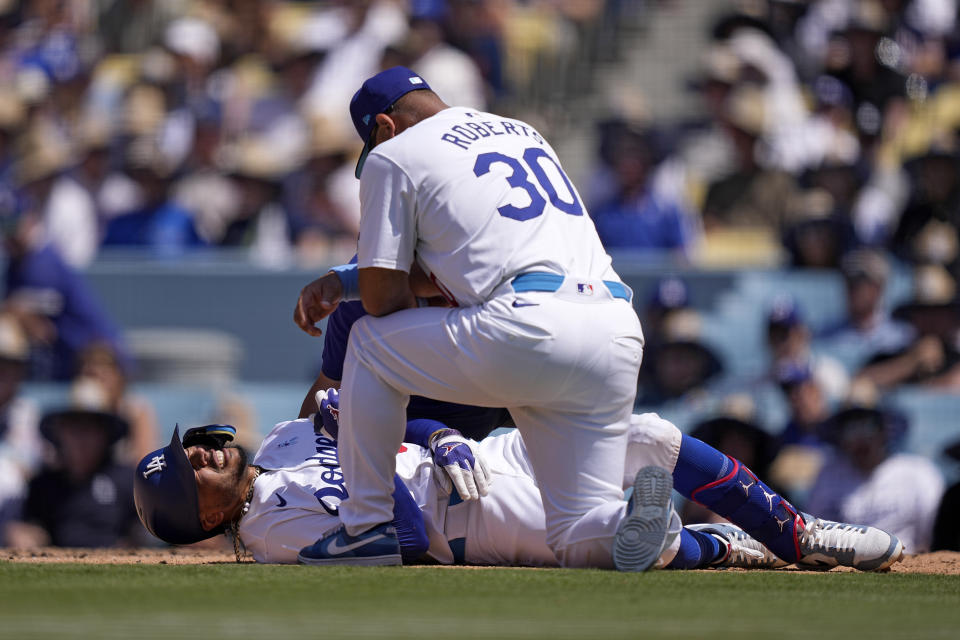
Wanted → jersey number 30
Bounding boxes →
[473,147,584,221]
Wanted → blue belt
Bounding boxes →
[511,272,632,302]
[447,491,467,565]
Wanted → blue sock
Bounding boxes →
[673,434,731,498]
[667,528,723,569]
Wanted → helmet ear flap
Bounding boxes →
[181,424,237,450]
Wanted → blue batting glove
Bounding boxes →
[429,428,491,501]
[316,388,341,440]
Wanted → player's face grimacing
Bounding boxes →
[185,443,249,530]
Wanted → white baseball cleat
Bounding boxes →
[796,514,904,572]
[613,465,674,572]
[688,523,788,569]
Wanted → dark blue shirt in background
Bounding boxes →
[4,243,130,380]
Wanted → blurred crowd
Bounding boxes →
[606,0,960,557]
[0,0,637,269]
[1,0,959,555]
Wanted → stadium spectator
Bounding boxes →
[219,135,297,269]
[102,136,205,257]
[701,85,797,235]
[766,295,849,402]
[399,2,488,110]
[774,361,832,451]
[931,438,960,552]
[0,313,41,546]
[70,341,158,465]
[781,189,857,269]
[805,402,945,553]
[856,264,960,389]
[640,276,696,352]
[589,120,699,254]
[816,248,916,372]
[1,201,130,381]
[5,404,139,549]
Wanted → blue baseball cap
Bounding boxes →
[134,425,217,545]
[767,295,803,328]
[648,276,689,310]
[349,66,431,178]
[774,360,813,389]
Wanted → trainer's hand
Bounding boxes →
[294,272,344,337]
[315,388,341,440]
[429,429,491,501]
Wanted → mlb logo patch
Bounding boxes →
[409,77,423,85]
[577,283,594,296]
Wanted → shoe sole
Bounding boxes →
[613,465,673,572]
[297,552,402,567]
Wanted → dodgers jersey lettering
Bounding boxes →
[238,418,559,566]
[357,107,620,306]
[239,418,437,564]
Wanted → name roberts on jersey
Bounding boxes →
[439,112,546,151]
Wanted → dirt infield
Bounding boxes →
[3,547,959,573]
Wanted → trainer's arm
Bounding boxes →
[359,267,416,317]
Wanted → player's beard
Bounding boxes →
[224,443,249,487]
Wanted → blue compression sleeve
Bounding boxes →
[391,474,429,563]
[404,418,453,448]
[673,434,732,498]
[330,263,360,301]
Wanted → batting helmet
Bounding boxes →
[134,424,236,545]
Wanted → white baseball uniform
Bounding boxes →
[340,106,645,566]
[239,413,682,567]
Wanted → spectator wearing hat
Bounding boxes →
[766,295,849,403]
[0,313,41,545]
[781,189,858,269]
[774,361,832,450]
[889,146,960,274]
[641,276,695,353]
[282,117,363,263]
[701,85,798,235]
[588,121,699,255]
[932,438,960,552]
[635,305,724,407]
[856,264,960,390]
[397,2,488,111]
[4,404,139,548]
[218,135,298,269]
[805,403,945,553]
[70,341,158,465]
[816,248,916,372]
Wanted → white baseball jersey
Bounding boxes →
[357,106,621,306]
[238,417,555,565]
[238,413,683,566]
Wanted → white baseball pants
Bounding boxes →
[338,278,646,567]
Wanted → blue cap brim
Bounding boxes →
[355,141,372,179]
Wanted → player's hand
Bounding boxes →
[294,272,344,337]
[429,428,491,501]
[315,388,341,440]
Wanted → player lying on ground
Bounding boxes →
[134,393,904,571]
